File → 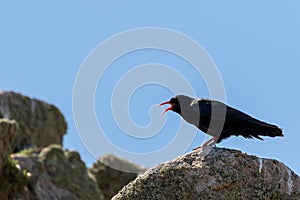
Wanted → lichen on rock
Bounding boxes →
[0,157,33,200]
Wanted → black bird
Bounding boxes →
[160,95,283,149]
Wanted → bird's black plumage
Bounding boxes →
[160,95,283,144]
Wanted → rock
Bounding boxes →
[0,156,34,200]
[89,154,146,200]
[0,119,17,172]
[11,144,103,200]
[112,147,300,200]
[0,91,67,151]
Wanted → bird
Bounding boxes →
[159,95,283,149]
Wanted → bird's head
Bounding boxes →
[159,96,180,114]
[159,95,193,115]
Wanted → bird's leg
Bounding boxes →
[193,137,216,150]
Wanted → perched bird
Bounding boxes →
[160,95,283,149]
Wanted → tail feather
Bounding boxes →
[217,117,283,143]
[246,120,283,139]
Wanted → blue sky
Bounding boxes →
[1,1,299,175]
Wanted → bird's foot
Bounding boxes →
[193,137,216,151]
[192,146,202,151]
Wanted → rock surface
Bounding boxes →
[11,144,103,200]
[0,91,67,151]
[89,154,146,200]
[112,147,300,200]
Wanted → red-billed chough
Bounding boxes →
[160,95,283,149]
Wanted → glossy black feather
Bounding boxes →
[166,95,283,143]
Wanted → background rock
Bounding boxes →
[112,147,300,200]
[11,144,103,200]
[0,91,67,151]
[89,154,146,200]
[0,91,146,200]
[0,156,34,200]
[0,119,17,172]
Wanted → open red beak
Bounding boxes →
[159,101,173,115]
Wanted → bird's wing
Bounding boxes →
[190,98,229,119]
[189,98,282,141]
[192,99,277,128]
